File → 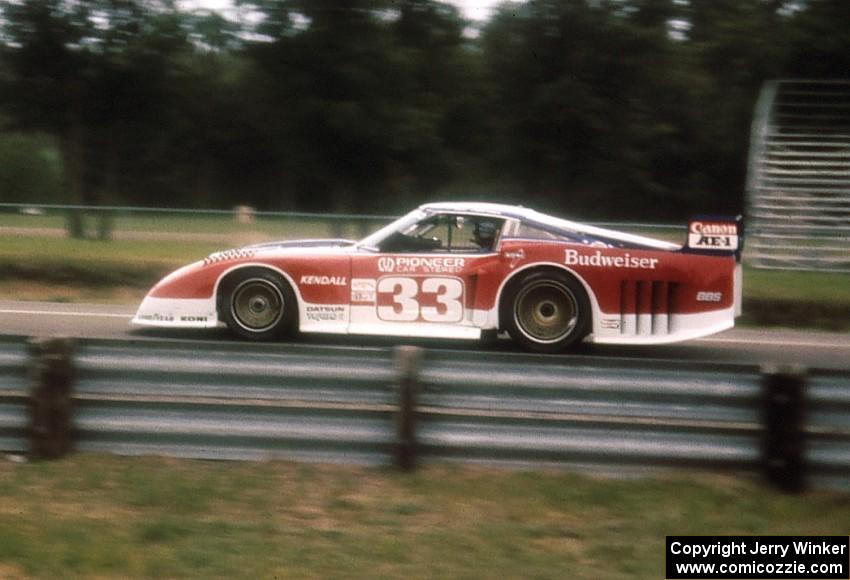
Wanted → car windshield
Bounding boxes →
[357,208,429,250]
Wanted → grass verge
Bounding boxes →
[0,454,848,579]
[0,236,219,303]
[2,235,849,331]
[741,298,850,332]
[738,268,850,331]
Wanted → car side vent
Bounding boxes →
[619,281,677,336]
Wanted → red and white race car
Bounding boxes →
[133,202,742,353]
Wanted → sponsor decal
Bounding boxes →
[351,278,377,303]
[139,313,174,322]
[377,257,395,273]
[180,315,208,322]
[690,222,737,236]
[305,305,346,322]
[565,249,658,270]
[600,317,621,330]
[688,221,738,251]
[377,256,466,274]
[696,291,723,303]
[300,275,347,286]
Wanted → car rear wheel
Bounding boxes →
[503,270,590,353]
[220,269,296,341]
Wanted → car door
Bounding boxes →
[348,213,504,339]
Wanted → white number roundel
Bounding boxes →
[377,277,464,323]
[377,277,419,322]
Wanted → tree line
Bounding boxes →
[1,0,848,220]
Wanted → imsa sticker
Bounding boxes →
[351,279,377,303]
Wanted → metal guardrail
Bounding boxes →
[73,340,396,463]
[417,354,763,474]
[0,339,27,454]
[746,79,850,272]
[808,370,850,490]
[1,336,848,490]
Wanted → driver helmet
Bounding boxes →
[473,221,498,249]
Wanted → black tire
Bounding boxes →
[479,329,499,349]
[502,270,590,353]
[219,269,297,341]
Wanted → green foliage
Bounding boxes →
[0,132,63,202]
[0,0,847,217]
[481,0,698,215]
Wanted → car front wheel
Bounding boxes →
[220,269,296,341]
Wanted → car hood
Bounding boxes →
[201,238,358,266]
[242,238,357,250]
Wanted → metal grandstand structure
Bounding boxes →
[746,80,850,272]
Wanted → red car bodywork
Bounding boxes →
[134,203,742,347]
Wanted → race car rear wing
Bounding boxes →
[682,215,744,263]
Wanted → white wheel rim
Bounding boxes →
[231,278,284,333]
[514,280,578,344]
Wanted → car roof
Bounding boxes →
[419,202,530,220]
[418,201,679,251]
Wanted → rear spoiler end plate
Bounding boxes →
[682,215,745,262]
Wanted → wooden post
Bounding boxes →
[96,210,113,241]
[761,364,806,493]
[394,346,422,472]
[65,208,85,239]
[28,338,75,460]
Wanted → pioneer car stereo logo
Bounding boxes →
[377,257,465,274]
[377,258,396,273]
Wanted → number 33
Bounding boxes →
[377,277,464,323]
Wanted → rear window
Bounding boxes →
[514,223,573,241]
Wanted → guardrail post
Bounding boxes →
[394,346,422,472]
[761,364,806,493]
[28,337,75,460]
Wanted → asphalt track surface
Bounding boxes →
[1,300,849,369]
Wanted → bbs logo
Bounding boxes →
[696,291,722,303]
[377,257,396,273]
